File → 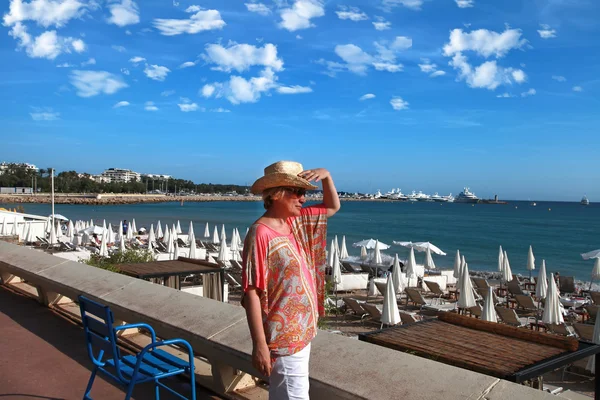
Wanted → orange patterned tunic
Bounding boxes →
[242,204,328,358]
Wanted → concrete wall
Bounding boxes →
[0,241,556,400]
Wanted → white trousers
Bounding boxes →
[269,343,311,400]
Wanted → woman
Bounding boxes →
[242,161,340,400]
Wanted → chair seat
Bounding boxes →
[107,349,191,380]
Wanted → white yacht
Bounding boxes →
[430,193,444,202]
[389,189,407,201]
[581,195,590,205]
[454,187,479,203]
[415,191,432,202]
[443,193,454,203]
[406,191,418,202]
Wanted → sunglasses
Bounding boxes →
[283,187,307,197]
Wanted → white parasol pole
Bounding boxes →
[51,168,55,235]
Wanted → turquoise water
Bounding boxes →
[2,200,599,281]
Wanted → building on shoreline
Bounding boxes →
[94,168,141,183]
[0,162,38,175]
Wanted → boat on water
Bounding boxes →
[581,195,590,205]
[415,191,432,202]
[454,187,479,204]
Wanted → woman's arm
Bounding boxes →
[299,168,341,217]
[243,288,272,376]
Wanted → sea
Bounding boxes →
[2,200,598,282]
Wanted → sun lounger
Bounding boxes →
[547,323,576,337]
[507,279,525,296]
[590,291,600,305]
[583,305,599,322]
[468,305,483,318]
[405,288,456,312]
[399,310,421,324]
[514,294,540,312]
[424,280,450,300]
[343,298,368,319]
[374,280,387,297]
[362,303,382,323]
[558,276,576,295]
[472,277,491,290]
[342,261,363,274]
[225,272,242,291]
[494,306,534,327]
[573,323,594,342]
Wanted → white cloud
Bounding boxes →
[179,61,196,68]
[573,86,583,92]
[336,6,368,21]
[201,84,217,97]
[8,23,86,60]
[204,68,278,104]
[185,5,201,13]
[430,70,446,77]
[245,3,271,15]
[153,9,225,36]
[455,0,474,8]
[81,57,95,66]
[538,24,556,39]
[161,90,175,96]
[3,0,94,28]
[30,110,59,120]
[120,67,130,75]
[296,34,302,39]
[113,100,130,108]
[359,93,375,100]
[372,62,403,72]
[496,92,514,98]
[521,88,536,97]
[390,96,409,110]
[178,102,199,112]
[112,45,126,53]
[144,64,170,81]
[129,56,145,64]
[330,38,410,75]
[125,29,131,35]
[335,44,373,74]
[381,0,423,11]
[276,85,312,94]
[443,28,527,58]
[145,101,158,111]
[552,75,566,82]
[203,42,284,72]
[373,17,391,30]
[279,0,325,32]
[211,107,231,113]
[449,54,527,90]
[70,70,128,97]
[56,62,75,67]
[107,0,140,27]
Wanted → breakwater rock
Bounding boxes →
[0,194,262,205]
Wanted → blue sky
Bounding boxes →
[1,0,599,201]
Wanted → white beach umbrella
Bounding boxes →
[55,220,63,238]
[89,218,94,227]
[406,248,416,286]
[332,248,342,286]
[189,236,197,259]
[81,225,104,236]
[51,214,69,221]
[49,221,57,244]
[171,223,177,239]
[502,251,513,282]
[25,222,35,243]
[1,218,6,236]
[392,254,404,294]
[536,260,548,299]
[458,262,476,309]
[164,223,169,239]
[586,311,600,373]
[102,219,106,232]
[148,224,156,244]
[236,228,243,248]
[360,246,368,261]
[156,221,163,238]
[334,235,340,255]
[204,222,210,238]
[213,226,219,244]
[368,278,378,297]
[188,221,195,244]
[174,239,179,260]
[230,228,237,248]
[131,219,137,234]
[453,250,461,279]
[424,247,436,270]
[126,222,134,240]
[590,258,600,290]
[117,220,124,241]
[481,287,498,322]
[220,224,226,242]
[107,223,115,243]
[372,240,383,264]
[119,235,126,252]
[99,233,108,257]
[176,220,182,234]
[526,245,535,275]
[394,241,446,256]
[45,218,52,234]
[498,246,504,272]
[582,249,600,260]
[381,274,401,327]
[340,236,349,259]
[66,220,74,240]
[218,237,229,262]
[166,229,174,256]
[457,256,466,291]
[328,240,336,267]
[11,218,18,236]
[148,238,154,252]
[164,226,171,246]
[230,230,239,261]
[542,273,564,324]
[72,234,80,246]
[353,238,390,250]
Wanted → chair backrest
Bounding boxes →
[424,280,444,296]
[514,294,537,310]
[343,298,366,315]
[362,303,382,321]
[584,305,600,321]
[573,323,595,342]
[494,306,522,326]
[472,277,490,290]
[469,305,483,318]
[359,264,373,274]
[547,323,573,337]
[590,291,600,305]
[342,262,362,274]
[558,276,575,294]
[405,288,426,306]
[507,279,524,296]
[399,311,419,324]
[78,296,122,374]
[374,281,387,296]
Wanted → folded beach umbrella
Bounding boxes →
[164,226,170,245]
[132,219,138,234]
[126,223,134,240]
[453,250,461,279]
[117,220,123,241]
[236,228,243,248]
[148,224,156,244]
[218,236,229,262]
[156,221,163,238]
[590,258,600,290]
[542,273,564,324]
[11,218,18,236]
[188,221,195,244]
[373,240,383,264]
[26,222,36,243]
[72,234,80,246]
[230,228,237,248]
[405,248,416,287]
[220,224,226,242]
[213,226,219,244]
[171,223,177,239]
[328,240,336,268]
[1,218,7,236]
[89,218,94,227]
[502,251,512,282]
[498,246,504,272]
[176,220,182,234]
[99,233,108,257]
[360,245,368,261]
[189,236,197,259]
[458,262,476,309]
[586,310,600,373]
[166,230,174,256]
[55,219,62,238]
[332,249,342,286]
[368,278,378,296]
[334,235,339,255]
[230,230,239,261]
[481,287,498,322]
[119,235,126,252]
[66,220,74,240]
[340,236,349,259]
[526,245,535,278]
[148,238,153,253]
[582,249,600,260]
[45,218,52,234]
[204,222,210,238]
[49,221,57,244]
[536,260,548,299]
[174,239,179,260]
[392,254,404,294]
[424,247,436,270]
[381,274,401,327]
[164,223,169,239]
[102,220,106,233]
[457,256,466,291]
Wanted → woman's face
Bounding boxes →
[273,187,306,217]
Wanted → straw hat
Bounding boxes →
[251,161,318,195]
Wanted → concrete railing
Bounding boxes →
[0,241,555,400]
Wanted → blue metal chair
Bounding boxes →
[78,295,196,400]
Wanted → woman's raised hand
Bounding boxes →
[299,168,330,183]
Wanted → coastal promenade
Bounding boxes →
[0,240,558,400]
